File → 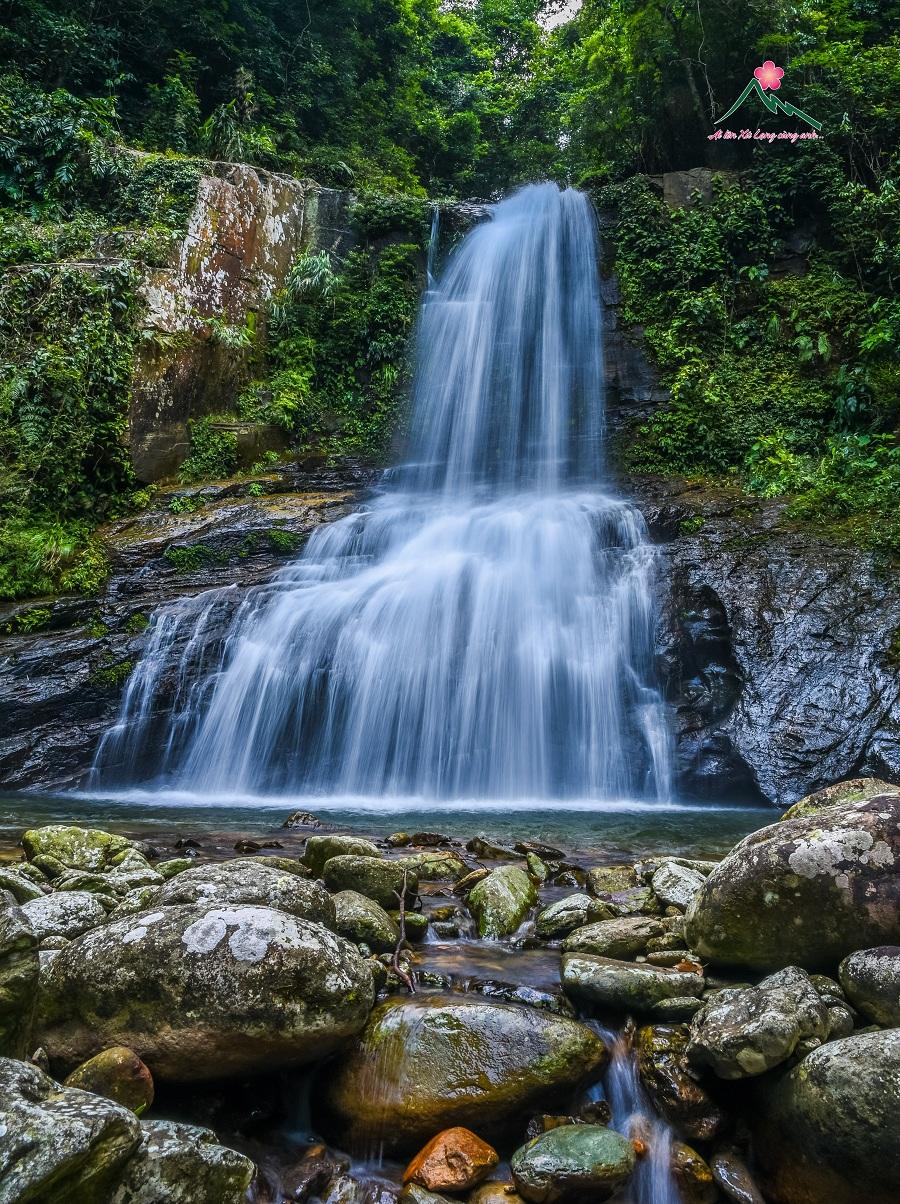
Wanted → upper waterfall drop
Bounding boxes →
[93,183,672,803]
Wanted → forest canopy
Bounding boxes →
[0,1,898,600]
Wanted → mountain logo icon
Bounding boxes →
[716,61,823,130]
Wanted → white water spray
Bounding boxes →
[93,183,672,802]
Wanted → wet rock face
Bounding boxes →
[322,995,608,1153]
[36,903,375,1081]
[0,471,369,792]
[633,475,900,805]
[684,796,900,970]
[752,1029,900,1204]
[635,1025,725,1143]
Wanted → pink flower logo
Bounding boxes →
[754,61,784,91]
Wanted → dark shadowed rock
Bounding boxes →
[635,1025,725,1142]
[753,1029,900,1204]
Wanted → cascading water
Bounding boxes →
[93,183,672,802]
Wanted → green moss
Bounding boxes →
[163,544,215,573]
[1,605,52,635]
[90,658,134,688]
[678,516,705,535]
[124,612,150,634]
[267,528,302,553]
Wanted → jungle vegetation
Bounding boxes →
[0,1,898,598]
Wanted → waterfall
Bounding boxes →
[93,182,672,803]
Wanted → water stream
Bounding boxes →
[92,182,672,805]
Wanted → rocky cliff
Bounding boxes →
[631,475,900,805]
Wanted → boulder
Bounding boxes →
[0,893,38,1057]
[561,955,704,1014]
[782,777,899,821]
[510,1125,635,1204]
[0,1055,141,1203]
[561,916,664,959]
[64,1046,154,1115]
[322,856,418,910]
[650,863,706,911]
[467,867,538,938]
[0,866,46,904]
[323,995,607,1152]
[468,1182,526,1204]
[684,796,900,971]
[110,1119,255,1204]
[21,826,134,879]
[404,1127,499,1192]
[21,891,109,943]
[838,946,900,1026]
[709,1148,766,1204]
[393,851,469,882]
[635,1025,725,1142]
[535,895,611,940]
[156,857,194,879]
[686,966,834,1079]
[153,859,335,925]
[753,1030,900,1204]
[36,904,375,1080]
[303,835,381,877]
[671,1142,717,1204]
[332,890,399,952]
[586,866,638,895]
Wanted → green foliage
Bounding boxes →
[90,657,134,688]
[178,417,239,483]
[241,226,424,463]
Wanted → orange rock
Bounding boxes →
[404,1127,500,1192]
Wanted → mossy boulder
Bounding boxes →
[0,894,39,1057]
[535,895,612,940]
[781,777,899,821]
[686,966,834,1079]
[303,835,382,877]
[332,890,399,952]
[468,866,538,938]
[0,1055,141,1203]
[110,1119,255,1204]
[64,1046,155,1115]
[0,865,46,904]
[685,796,900,971]
[838,946,900,1026]
[322,995,608,1153]
[753,1030,900,1204]
[36,904,375,1081]
[21,891,109,943]
[323,855,418,910]
[561,915,664,959]
[393,851,469,882]
[510,1125,635,1204]
[561,954,704,1014]
[153,859,335,925]
[21,826,134,879]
